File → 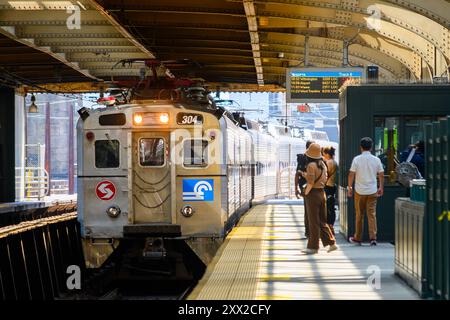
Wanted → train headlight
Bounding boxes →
[133,113,143,125]
[181,205,194,218]
[159,113,169,124]
[106,205,121,218]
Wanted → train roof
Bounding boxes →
[85,98,231,120]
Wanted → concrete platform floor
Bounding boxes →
[188,200,419,300]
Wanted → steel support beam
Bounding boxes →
[243,0,264,85]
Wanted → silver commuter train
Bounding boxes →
[77,99,289,280]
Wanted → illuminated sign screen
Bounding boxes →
[286,68,364,103]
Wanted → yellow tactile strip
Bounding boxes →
[188,205,271,300]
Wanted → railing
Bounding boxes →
[395,198,426,297]
[278,166,296,199]
[50,179,69,195]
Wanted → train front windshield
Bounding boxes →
[139,138,165,166]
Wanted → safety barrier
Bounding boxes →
[395,198,426,297]
[0,210,84,300]
[278,166,295,198]
[16,167,50,200]
[424,119,450,300]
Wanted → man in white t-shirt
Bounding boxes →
[347,137,384,246]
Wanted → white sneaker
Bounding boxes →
[327,244,338,253]
[302,248,318,255]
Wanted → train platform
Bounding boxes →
[0,194,77,227]
[188,200,419,300]
[0,194,77,214]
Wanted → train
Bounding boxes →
[76,90,337,282]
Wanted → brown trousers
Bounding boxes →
[304,202,309,237]
[305,188,336,250]
[354,192,378,241]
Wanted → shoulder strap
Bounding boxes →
[314,162,324,184]
[327,166,337,184]
[406,148,416,163]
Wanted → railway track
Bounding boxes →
[94,282,194,300]
[0,204,198,301]
[67,277,195,300]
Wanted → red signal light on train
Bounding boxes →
[86,131,95,141]
[97,96,116,106]
[297,104,311,113]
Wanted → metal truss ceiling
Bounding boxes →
[0,0,153,85]
[0,0,449,89]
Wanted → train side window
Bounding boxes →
[139,138,165,167]
[95,140,120,168]
[183,139,208,167]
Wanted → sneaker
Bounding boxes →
[327,244,338,253]
[302,248,318,255]
[370,240,377,246]
[349,236,362,245]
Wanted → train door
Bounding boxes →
[131,132,171,224]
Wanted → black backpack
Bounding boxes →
[296,154,308,191]
[297,154,328,195]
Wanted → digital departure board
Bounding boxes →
[286,68,364,103]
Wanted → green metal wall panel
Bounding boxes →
[339,85,450,242]
[433,122,442,298]
[441,119,449,300]
[424,119,450,300]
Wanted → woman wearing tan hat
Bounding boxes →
[300,143,338,254]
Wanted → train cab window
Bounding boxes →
[95,140,120,168]
[139,138,165,166]
[183,139,208,167]
[99,113,126,126]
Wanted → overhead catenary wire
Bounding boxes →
[0,66,99,103]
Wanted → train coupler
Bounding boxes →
[142,237,167,260]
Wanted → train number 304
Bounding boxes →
[181,115,198,124]
[176,113,203,125]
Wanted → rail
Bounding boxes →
[278,166,296,199]
[15,167,50,200]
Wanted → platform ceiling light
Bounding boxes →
[28,94,38,113]
[259,17,269,27]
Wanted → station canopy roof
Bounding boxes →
[0,0,449,92]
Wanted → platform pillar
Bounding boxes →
[15,94,26,201]
[0,86,16,203]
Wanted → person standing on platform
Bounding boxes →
[295,140,315,239]
[347,137,384,246]
[323,146,338,235]
[299,143,338,254]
